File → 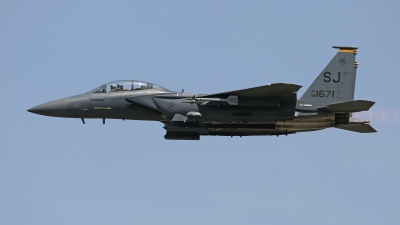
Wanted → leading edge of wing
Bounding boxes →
[202,83,302,98]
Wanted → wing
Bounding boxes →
[318,100,375,112]
[202,83,302,98]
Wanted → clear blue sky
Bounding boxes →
[1,1,399,224]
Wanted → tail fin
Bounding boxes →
[299,46,359,105]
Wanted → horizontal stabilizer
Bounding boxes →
[318,100,375,112]
[336,124,377,133]
[203,83,302,98]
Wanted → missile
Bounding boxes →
[187,95,238,105]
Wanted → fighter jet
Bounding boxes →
[28,46,376,140]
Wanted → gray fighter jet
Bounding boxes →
[28,46,376,140]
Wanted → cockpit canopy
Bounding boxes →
[88,80,169,93]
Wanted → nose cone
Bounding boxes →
[28,98,69,117]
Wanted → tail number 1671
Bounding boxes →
[311,90,335,98]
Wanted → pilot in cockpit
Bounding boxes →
[88,80,168,94]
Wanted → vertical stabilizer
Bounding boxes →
[299,46,359,105]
